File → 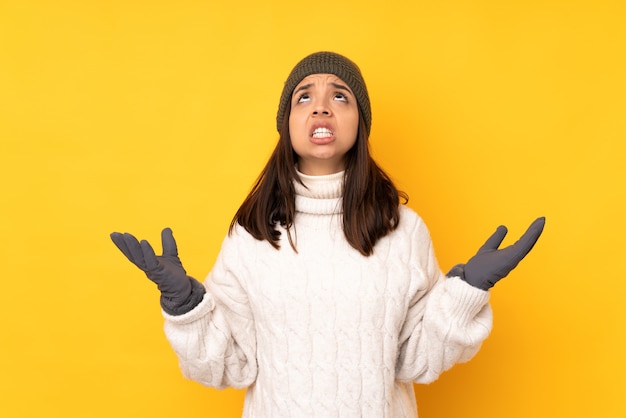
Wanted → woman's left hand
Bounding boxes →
[452,217,546,290]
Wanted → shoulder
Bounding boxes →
[210,224,265,281]
[394,205,437,251]
[397,205,426,234]
[215,223,259,261]
[222,222,281,257]
[372,205,434,264]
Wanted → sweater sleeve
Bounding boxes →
[162,228,257,389]
[395,212,493,384]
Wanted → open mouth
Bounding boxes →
[311,127,333,139]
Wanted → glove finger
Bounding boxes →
[476,225,508,254]
[122,233,148,270]
[509,216,546,260]
[111,231,149,271]
[140,239,160,272]
[161,228,178,258]
[110,232,135,262]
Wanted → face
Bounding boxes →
[288,74,359,175]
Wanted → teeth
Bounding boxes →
[312,128,333,138]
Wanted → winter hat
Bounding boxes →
[276,51,371,135]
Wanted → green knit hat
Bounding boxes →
[276,51,372,135]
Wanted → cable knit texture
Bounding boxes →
[163,170,493,417]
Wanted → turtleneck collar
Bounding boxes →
[294,169,344,215]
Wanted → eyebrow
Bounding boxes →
[292,82,352,97]
[292,83,313,97]
[331,82,352,93]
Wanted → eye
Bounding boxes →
[297,93,311,103]
[334,93,348,102]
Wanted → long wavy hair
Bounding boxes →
[229,105,407,256]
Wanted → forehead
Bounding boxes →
[292,73,351,93]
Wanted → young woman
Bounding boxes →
[111,51,545,417]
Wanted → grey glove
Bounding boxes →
[448,217,546,290]
[110,228,205,315]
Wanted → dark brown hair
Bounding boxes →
[230,106,407,256]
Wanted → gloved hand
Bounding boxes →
[448,217,546,290]
[110,228,205,314]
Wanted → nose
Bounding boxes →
[312,100,332,117]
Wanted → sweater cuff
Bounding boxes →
[162,292,215,325]
[444,276,491,326]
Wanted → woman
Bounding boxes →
[111,51,545,417]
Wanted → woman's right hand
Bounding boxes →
[110,228,197,312]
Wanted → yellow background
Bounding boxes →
[1,0,624,416]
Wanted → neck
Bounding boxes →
[297,159,346,176]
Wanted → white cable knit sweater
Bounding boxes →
[163,171,493,417]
